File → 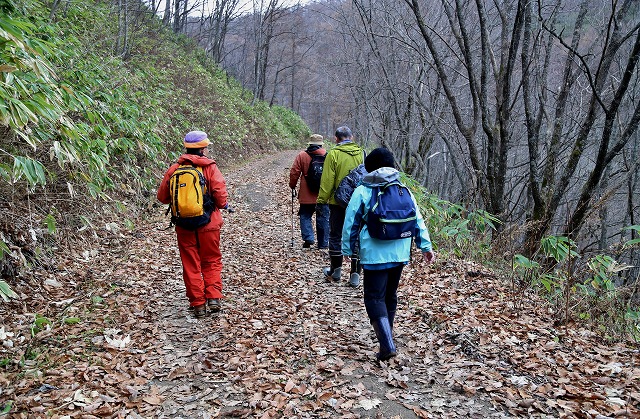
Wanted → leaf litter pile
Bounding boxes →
[0,150,638,418]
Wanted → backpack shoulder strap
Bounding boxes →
[303,150,314,176]
[198,164,213,197]
[370,185,384,213]
[363,185,376,220]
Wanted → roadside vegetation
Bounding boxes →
[404,174,640,343]
[0,0,309,292]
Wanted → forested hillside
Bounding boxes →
[214,0,640,257]
[0,0,308,281]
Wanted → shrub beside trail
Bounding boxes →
[0,0,310,284]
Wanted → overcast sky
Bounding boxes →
[240,0,314,14]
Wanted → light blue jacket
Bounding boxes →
[341,167,432,265]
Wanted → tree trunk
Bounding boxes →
[163,0,171,26]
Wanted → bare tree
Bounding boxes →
[521,0,640,251]
[403,0,527,226]
[49,0,71,21]
[198,0,242,63]
[113,0,165,59]
[115,0,130,58]
[250,0,289,102]
[162,0,171,25]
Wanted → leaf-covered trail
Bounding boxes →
[142,150,498,418]
[2,151,639,418]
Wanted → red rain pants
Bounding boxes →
[176,227,223,307]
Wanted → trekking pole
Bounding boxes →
[291,188,296,247]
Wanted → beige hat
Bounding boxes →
[307,134,324,145]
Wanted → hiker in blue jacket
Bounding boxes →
[342,147,435,361]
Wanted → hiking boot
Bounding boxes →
[193,304,207,319]
[207,298,221,313]
[323,256,342,282]
[302,240,314,249]
[388,310,396,331]
[323,267,341,282]
[348,272,360,287]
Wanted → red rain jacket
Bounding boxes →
[289,147,327,204]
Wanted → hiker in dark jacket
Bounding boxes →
[289,134,329,249]
[317,126,365,286]
[157,131,229,318]
[342,147,435,361]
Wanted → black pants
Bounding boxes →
[328,204,346,258]
[363,265,404,321]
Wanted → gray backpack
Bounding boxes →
[334,164,368,208]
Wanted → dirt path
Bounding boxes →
[3,151,638,418]
[135,150,501,418]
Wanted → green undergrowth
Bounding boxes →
[511,232,640,342]
[0,0,309,278]
[402,174,500,261]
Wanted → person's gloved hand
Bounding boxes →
[223,203,235,213]
[291,188,297,198]
[423,250,435,264]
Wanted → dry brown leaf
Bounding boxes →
[284,379,295,392]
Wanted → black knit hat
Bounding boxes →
[364,147,395,172]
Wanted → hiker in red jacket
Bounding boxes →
[157,131,229,318]
[289,134,329,249]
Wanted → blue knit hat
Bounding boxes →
[184,131,211,148]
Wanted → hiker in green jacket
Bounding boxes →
[317,126,364,286]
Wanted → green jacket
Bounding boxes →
[317,142,364,205]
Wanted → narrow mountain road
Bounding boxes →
[139,150,500,418]
[3,151,638,418]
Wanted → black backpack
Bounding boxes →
[305,151,325,193]
[334,150,368,208]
